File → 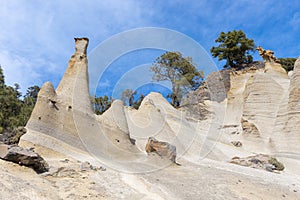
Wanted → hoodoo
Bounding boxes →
[20,38,93,154]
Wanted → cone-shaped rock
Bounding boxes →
[20,38,92,152]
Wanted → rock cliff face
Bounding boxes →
[11,39,300,199]
[239,62,289,152]
[182,59,300,159]
[287,57,300,131]
[19,38,300,172]
[273,56,300,154]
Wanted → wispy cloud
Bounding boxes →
[0,0,154,92]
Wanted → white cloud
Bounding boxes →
[0,0,299,94]
[0,0,154,93]
[0,50,41,92]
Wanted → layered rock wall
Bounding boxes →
[273,57,300,154]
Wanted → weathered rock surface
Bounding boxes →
[20,38,92,152]
[279,56,300,153]
[9,37,300,199]
[19,38,139,166]
[0,143,48,173]
[145,137,177,163]
[256,46,279,63]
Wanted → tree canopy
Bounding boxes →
[211,30,255,68]
[92,95,113,115]
[150,51,203,107]
[121,89,144,109]
[278,57,297,72]
[121,89,136,106]
[0,66,40,133]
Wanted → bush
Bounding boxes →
[278,58,297,72]
[268,157,285,171]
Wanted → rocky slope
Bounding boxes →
[0,38,298,199]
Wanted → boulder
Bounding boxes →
[0,143,49,173]
[145,137,177,163]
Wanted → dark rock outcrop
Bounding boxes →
[145,137,177,163]
[0,127,27,144]
[0,143,49,173]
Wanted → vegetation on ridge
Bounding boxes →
[211,30,256,69]
[1,29,298,121]
[150,51,204,107]
[92,90,144,115]
[278,57,297,72]
[121,89,145,109]
[92,95,113,115]
[0,66,40,134]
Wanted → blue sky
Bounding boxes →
[0,0,299,96]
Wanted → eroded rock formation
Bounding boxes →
[19,38,139,166]
[18,37,300,176]
[256,46,278,63]
[20,38,92,153]
[1,37,299,200]
[274,56,300,153]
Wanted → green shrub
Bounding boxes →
[268,157,285,171]
[278,58,297,72]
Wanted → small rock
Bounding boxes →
[80,161,105,172]
[231,141,242,147]
[145,137,177,163]
[80,161,92,171]
[60,158,69,163]
[250,158,261,164]
[99,166,106,171]
[265,164,275,172]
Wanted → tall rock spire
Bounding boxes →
[20,38,93,151]
[56,38,92,112]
